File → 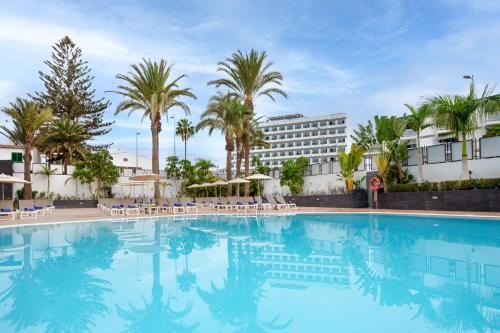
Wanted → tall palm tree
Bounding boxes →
[0,98,53,199]
[208,50,287,195]
[39,165,57,198]
[375,152,391,193]
[427,83,500,179]
[197,93,247,195]
[42,118,89,174]
[176,118,196,161]
[112,59,196,202]
[404,103,432,183]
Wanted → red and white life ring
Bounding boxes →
[369,177,381,191]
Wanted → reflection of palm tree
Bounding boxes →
[1,227,119,333]
[177,232,196,292]
[198,239,291,332]
[118,222,197,332]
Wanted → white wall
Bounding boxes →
[263,157,500,195]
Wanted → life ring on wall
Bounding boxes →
[369,177,381,191]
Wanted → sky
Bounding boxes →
[0,0,499,168]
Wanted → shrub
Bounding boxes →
[476,178,500,189]
[440,180,459,191]
[457,179,477,190]
[388,183,418,192]
[418,181,439,191]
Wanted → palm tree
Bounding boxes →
[375,153,391,193]
[208,50,287,196]
[404,103,432,183]
[39,165,57,198]
[197,93,247,195]
[338,144,365,191]
[42,118,89,174]
[0,98,53,199]
[426,83,500,179]
[112,59,196,202]
[176,118,196,161]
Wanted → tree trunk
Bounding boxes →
[151,121,161,203]
[226,148,233,196]
[23,143,32,200]
[243,98,254,196]
[382,176,389,193]
[47,175,50,197]
[416,132,423,183]
[63,150,69,175]
[235,138,242,196]
[184,135,187,161]
[460,132,469,180]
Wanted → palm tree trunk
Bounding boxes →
[226,148,233,196]
[23,142,32,200]
[382,175,389,193]
[151,121,161,202]
[243,98,254,196]
[416,132,423,183]
[184,137,187,161]
[47,174,50,196]
[235,138,242,196]
[460,132,469,180]
[63,151,69,175]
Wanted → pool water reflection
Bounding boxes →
[0,213,499,332]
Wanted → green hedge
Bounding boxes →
[388,178,500,192]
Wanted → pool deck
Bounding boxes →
[0,207,499,227]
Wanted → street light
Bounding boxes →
[463,75,474,85]
[170,113,176,158]
[135,132,140,169]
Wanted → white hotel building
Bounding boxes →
[233,113,349,170]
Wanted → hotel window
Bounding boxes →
[303,123,310,128]
[272,144,277,148]
[312,122,318,128]
[265,161,270,166]
[264,128,269,132]
[279,126,285,131]
[321,139,327,144]
[312,158,319,163]
[287,125,293,130]
[312,149,319,154]
[265,153,270,157]
[330,147,337,152]
[272,160,278,165]
[295,133,301,138]
[287,133,293,138]
[272,127,277,131]
[338,119,345,124]
[287,142,293,147]
[288,151,294,156]
[295,151,302,155]
[312,140,318,145]
[322,157,328,162]
[329,129,336,134]
[303,141,310,146]
[280,151,285,156]
[321,130,327,136]
[265,136,270,140]
[304,149,310,154]
[320,121,327,127]
[295,124,301,129]
[280,143,285,148]
[271,135,276,140]
[322,148,328,153]
[295,142,302,146]
[338,128,345,134]
[303,132,310,137]
[330,138,336,143]
[312,131,318,136]
[329,121,334,125]
[280,135,285,139]
[339,138,345,143]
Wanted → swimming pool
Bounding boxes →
[0,213,499,332]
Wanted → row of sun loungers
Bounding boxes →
[97,195,297,217]
[0,199,56,220]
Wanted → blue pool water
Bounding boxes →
[0,213,499,332]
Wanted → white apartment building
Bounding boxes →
[233,113,349,170]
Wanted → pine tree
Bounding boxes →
[32,36,113,148]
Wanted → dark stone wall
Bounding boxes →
[376,189,500,212]
[285,190,368,208]
[54,200,98,209]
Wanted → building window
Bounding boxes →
[295,142,302,146]
[338,119,345,124]
[287,125,293,130]
[312,149,319,154]
[312,140,318,145]
[339,138,345,143]
[280,135,285,139]
[321,130,327,135]
[322,157,328,162]
[272,135,277,140]
[279,126,285,131]
[304,150,310,154]
[287,142,293,147]
[303,123,310,128]
[280,151,285,156]
[330,147,337,152]
[338,128,345,134]
[312,122,318,128]
[272,127,277,131]
[280,144,285,148]
[321,140,327,144]
[329,121,334,126]
[264,128,269,132]
[320,121,327,127]
[312,158,319,163]
[312,131,318,136]
[330,157,337,162]
[288,151,294,156]
[295,133,301,138]
[287,133,293,138]
[329,129,336,134]
[322,148,328,153]
[295,151,301,155]
[330,138,336,143]
[303,141,310,146]
[272,144,277,148]
[295,124,301,129]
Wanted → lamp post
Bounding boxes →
[463,74,474,85]
[170,113,176,158]
[135,132,140,170]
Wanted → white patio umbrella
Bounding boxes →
[227,178,250,197]
[119,180,153,198]
[211,180,227,197]
[245,173,272,197]
[187,183,201,196]
[0,174,31,200]
[129,173,166,182]
[199,182,214,197]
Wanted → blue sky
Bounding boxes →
[0,0,499,167]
